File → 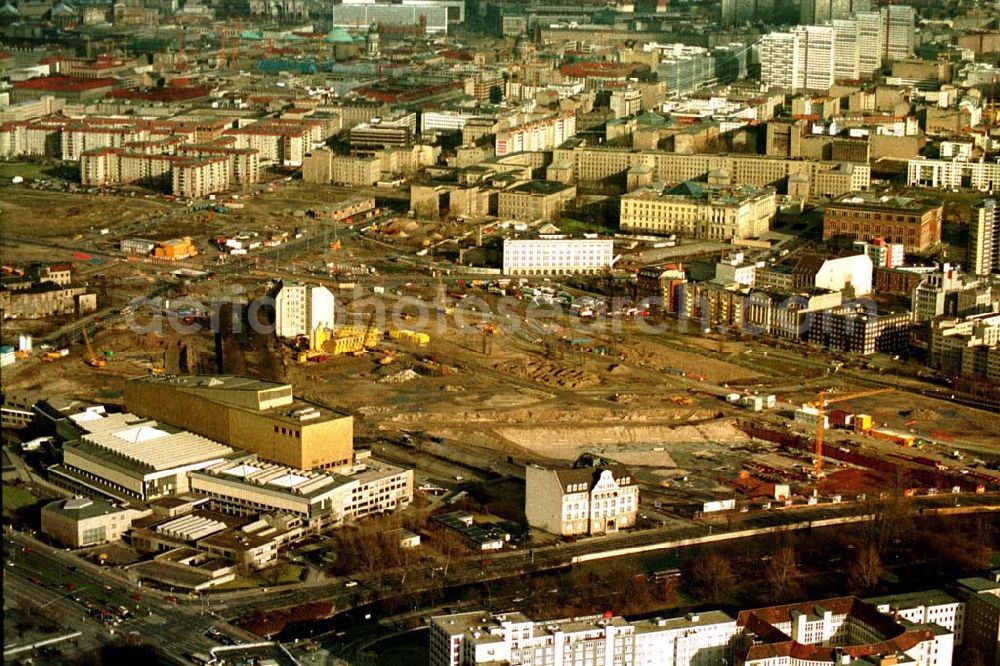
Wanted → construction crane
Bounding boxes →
[347,310,379,356]
[362,309,378,351]
[81,325,106,368]
[813,388,895,477]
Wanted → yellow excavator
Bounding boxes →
[82,324,106,368]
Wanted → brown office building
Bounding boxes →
[823,193,942,252]
[124,375,353,471]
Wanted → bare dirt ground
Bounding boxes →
[5,180,998,505]
[0,189,173,238]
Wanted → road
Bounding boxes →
[2,529,252,665]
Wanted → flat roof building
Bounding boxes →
[124,375,354,471]
[56,411,236,501]
[41,497,151,548]
[188,455,413,524]
[430,609,738,666]
[824,193,943,252]
[497,180,576,222]
[621,181,776,241]
[502,237,614,276]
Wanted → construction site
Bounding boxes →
[3,176,1000,527]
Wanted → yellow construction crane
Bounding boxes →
[362,310,378,351]
[813,388,894,476]
[81,325,105,368]
[347,311,379,357]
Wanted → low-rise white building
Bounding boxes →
[429,609,739,666]
[866,590,965,644]
[432,594,958,666]
[715,253,756,286]
[502,238,615,276]
[525,463,638,536]
[908,157,1000,192]
[188,455,413,524]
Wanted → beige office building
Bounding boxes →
[550,143,870,198]
[497,180,576,221]
[525,464,639,537]
[303,148,381,186]
[124,375,354,471]
[621,181,776,240]
[189,456,413,523]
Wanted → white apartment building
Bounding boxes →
[502,238,615,276]
[716,254,756,286]
[854,239,905,269]
[760,26,835,92]
[760,31,799,91]
[832,18,861,80]
[969,199,998,276]
[433,594,958,666]
[855,11,885,76]
[421,111,484,133]
[62,124,143,161]
[882,5,915,61]
[799,25,836,91]
[907,158,1000,192]
[525,464,639,536]
[429,610,738,666]
[172,157,231,199]
[274,281,335,339]
[225,120,322,167]
[495,113,576,157]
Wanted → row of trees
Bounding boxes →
[680,500,997,607]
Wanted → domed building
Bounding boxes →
[322,26,363,59]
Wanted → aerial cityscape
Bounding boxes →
[1,0,999,664]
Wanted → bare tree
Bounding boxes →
[685,553,736,604]
[764,547,802,601]
[847,544,883,593]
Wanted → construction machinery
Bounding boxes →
[813,388,894,476]
[348,311,379,356]
[81,325,106,368]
